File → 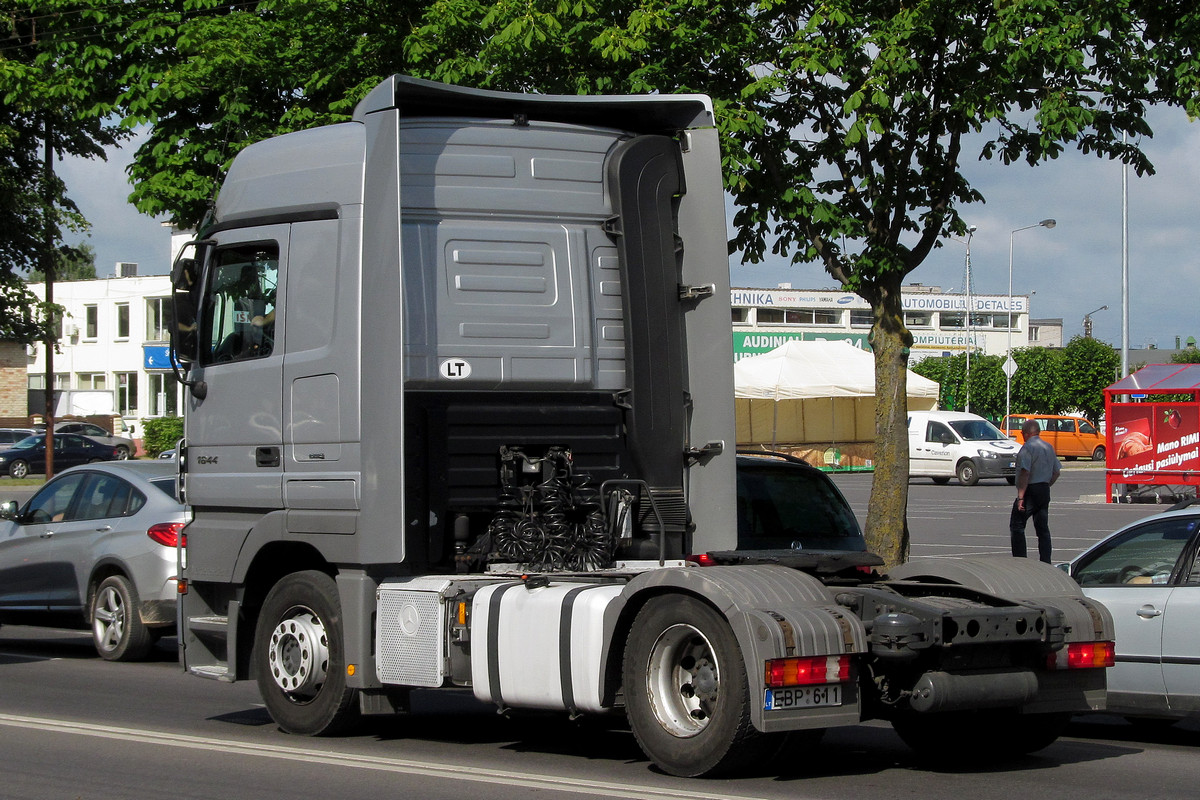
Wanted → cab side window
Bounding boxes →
[926,422,954,445]
[203,244,279,365]
[1080,421,1097,435]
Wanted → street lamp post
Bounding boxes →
[964,226,975,413]
[1084,305,1109,338]
[1006,219,1056,427]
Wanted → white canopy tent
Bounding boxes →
[734,340,940,446]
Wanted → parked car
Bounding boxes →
[1066,500,1200,721]
[1002,414,1106,461]
[0,461,186,660]
[54,421,136,460]
[0,428,36,451]
[0,433,122,478]
[907,410,1019,486]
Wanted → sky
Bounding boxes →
[59,106,1200,353]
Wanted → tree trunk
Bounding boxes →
[865,284,911,569]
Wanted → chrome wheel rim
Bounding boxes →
[267,608,330,698]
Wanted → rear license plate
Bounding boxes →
[764,685,842,711]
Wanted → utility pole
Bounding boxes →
[41,118,56,478]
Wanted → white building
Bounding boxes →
[28,274,182,436]
[731,285,1038,362]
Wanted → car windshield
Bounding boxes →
[736,463,866,552]
[11,436,41,450]
[949,419,1006,441]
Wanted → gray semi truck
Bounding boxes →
[168,75,1113,777]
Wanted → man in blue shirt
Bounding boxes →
[1010,419,1062,563]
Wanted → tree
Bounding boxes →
[1010,347,1067,417]
[403,1,1200,566]
[26,243,97,283]
[0,1,126,343]
[1059,336,1119,424]
[1172,347,1200,364]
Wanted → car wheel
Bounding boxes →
[892,709,1068,761]
[8,460,29,479]
[1006,476,1016,485]
[1092,446,1106,461]
[956,460,979,486]
[931,477,951,485]
[115,446,131,460]
[623,595,763,777]
[91,574,155,661]
[254,570,359,736]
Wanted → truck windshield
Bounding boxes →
[736,463,866,552]
[949,419,1006,441]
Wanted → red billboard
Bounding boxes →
[1108,402,1200,496]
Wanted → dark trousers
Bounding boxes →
[1010,482,1052,563]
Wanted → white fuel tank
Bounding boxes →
[471,581,624,713]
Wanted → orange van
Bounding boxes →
[1001,414,1105,461]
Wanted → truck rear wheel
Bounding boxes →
[622,595,760,777]
[892,709,1069,760]
[254,570,359,735]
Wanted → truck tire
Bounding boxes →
[622,594,762,777]
[931,477,951,485]
[254,570,359,736]
[891,709,1069,760]
[956,460,979,486]
[91,574,154,661]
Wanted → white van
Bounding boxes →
[908,410,1019,486]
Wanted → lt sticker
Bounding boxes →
[439,358,472,380]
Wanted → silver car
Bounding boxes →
[1067,501,1200,722]
[0,461,186,660]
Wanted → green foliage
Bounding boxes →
[1,0,126,343]
[141,416,184,457]
[1172,347,1200,364]
[914,339,1118,425]
[1059,336,1120,423]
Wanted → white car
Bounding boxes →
[1067,502,1200,721]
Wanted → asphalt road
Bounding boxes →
[2,625,1199,800]
[832,464,1161,564]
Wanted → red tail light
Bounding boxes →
[765,655,851,688]
[685,553,717,566]
[1047,641,1115,670]
[148,522,187,548]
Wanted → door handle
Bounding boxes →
[40,530,55,539]
[1136,606,1163,619]
[95,525,112,532]
[256,446,281,468]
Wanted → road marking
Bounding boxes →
[0,713,767,800]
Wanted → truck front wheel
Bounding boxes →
[253,570,359,735]
[622,595,761,777]
[892,709,1069,760]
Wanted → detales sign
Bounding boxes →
[730,288,1028,313]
